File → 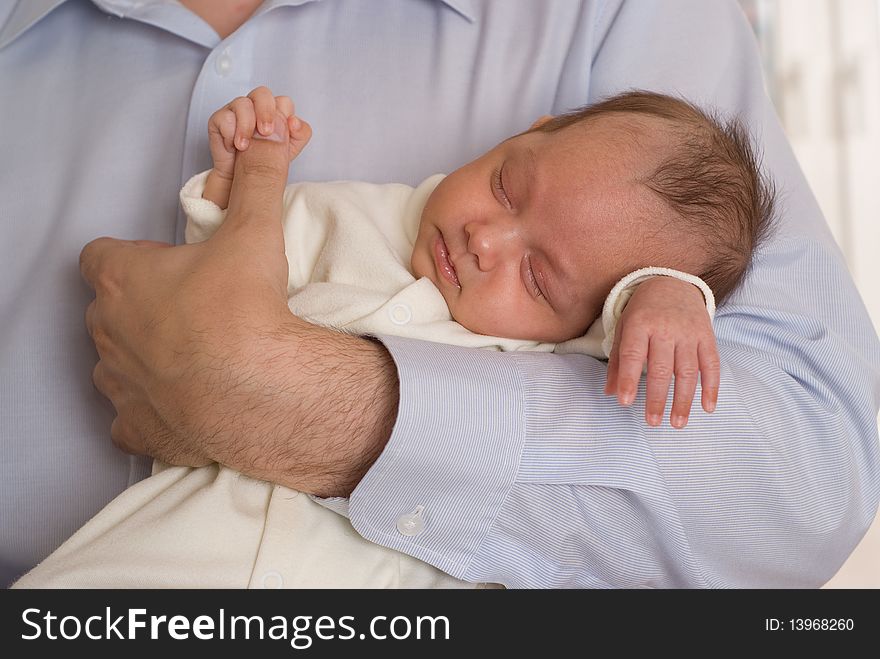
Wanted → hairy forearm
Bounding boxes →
[202,316,399,498]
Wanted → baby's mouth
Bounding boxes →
[433,233,461,289]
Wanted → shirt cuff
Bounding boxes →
[328,334,526,578]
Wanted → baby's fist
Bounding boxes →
[208,86,312,181]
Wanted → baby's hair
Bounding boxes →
[530,90,777,306]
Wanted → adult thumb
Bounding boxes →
[218,111,291,246]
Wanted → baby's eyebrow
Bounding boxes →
[521,146,538,201]
[506,145,538,211]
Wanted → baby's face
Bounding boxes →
[411,114,685,342]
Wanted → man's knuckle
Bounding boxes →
[239,159,286,179]
[80,238,106,272]
[95,270,122,296]
[91,326,113,355]
[109,417,128,449]
[91,362,104,389]
[652,323,673,341]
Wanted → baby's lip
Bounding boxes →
[433,233,461,288]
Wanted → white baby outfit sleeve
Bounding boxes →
[179,170,226,244]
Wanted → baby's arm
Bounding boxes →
[204,86,312,209]
[604,275,720,429]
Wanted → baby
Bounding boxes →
[13,88,774,589]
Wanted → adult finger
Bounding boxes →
[221,111,291,240]
[85,300,97,339]
[669,343,699,429]
[110,415,140,455]
[92,360,122,401]
[248,86,278,136]
[644,335,674,426]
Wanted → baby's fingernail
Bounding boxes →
[671,415,687,428]
[260,121,273,134]
[620,391,634,406]
[705,400,716,413]
[239,137,249,149]
[647,414,662,426]
[291,116,302,131]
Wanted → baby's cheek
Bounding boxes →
[409,242,431,280]
[452,296,512,337]
[446,296,481,332]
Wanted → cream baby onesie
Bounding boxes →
[12,174,714,589]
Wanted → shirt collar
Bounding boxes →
[0,0,475,50]
[0,0,67,50]
[437,0,475,22]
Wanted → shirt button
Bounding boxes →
[396,505,425,536]
[259,571,284,589]
[388,302,412,325]
[215,49,233,77]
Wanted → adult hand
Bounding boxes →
[80,119,398,496]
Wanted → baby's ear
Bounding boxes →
[530,114,555,130]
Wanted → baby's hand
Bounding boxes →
[207,86,312,182]
[604,276,720,428]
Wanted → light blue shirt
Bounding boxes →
[1,0,878,588]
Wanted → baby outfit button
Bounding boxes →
[259,571,284,589]
[388,302,412,325]
[215,49,233,77]
[396,505,425,536]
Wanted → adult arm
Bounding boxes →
[81,127,399,499]
[339,0,880,587]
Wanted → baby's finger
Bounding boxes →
[287,116,312,161]
[248,86,279,136]
[604,332,621,397]
[698,340,721,413]
[229,96,257,150]
[613,324,649,406]
[275,95,295,118]
[669,343,699,429]
[644,335,674,426]
[208,108,237,153]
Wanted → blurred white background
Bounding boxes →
[739,0,879,587]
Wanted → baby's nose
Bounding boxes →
[466,221,518,272]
